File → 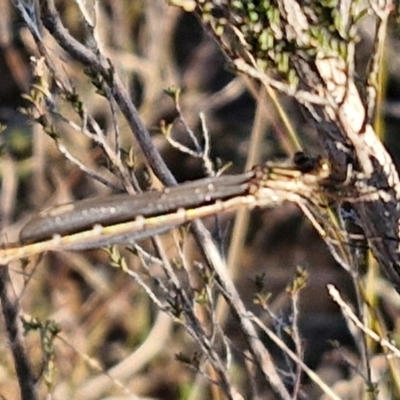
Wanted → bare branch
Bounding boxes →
[0,268,37,400]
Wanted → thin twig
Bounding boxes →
[74,311,173,400]
[0,267,38,400]
[328,284,400,358]
[38,0,177,185]
[251,313,342,400]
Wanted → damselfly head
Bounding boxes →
[293,151,330,178]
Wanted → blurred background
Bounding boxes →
[1,1,400,399]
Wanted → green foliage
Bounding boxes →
[22,317,61,390]
[178,0,357,88]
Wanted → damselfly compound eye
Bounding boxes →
[293,151,330,178]
[293,151,321,173]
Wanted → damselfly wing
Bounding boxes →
[20,171,255,244]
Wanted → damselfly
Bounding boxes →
[0,156,333,264]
